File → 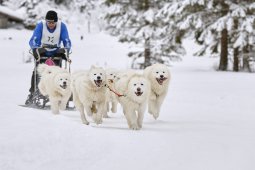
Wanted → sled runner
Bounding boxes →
[24,45,75,110]
[19,104,75,111]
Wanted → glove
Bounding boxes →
[57,48,66,54]
[33,48,46,61]
[32,49,39,60]
[56,48,70,62]
[62,54,68,61]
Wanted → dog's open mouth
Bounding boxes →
[60,84,67,89]
[156,77,167,85]
[94,80,103,87]
[135,91,143,96]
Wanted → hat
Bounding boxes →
[45,10,58,22]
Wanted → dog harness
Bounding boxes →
[104,84,126,97]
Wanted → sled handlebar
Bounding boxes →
[29,47,72,63]
[41,45,72,55]
[41,44,58,49]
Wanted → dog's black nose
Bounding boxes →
[63,81,67,85]
[160,75,164,78]
[97,76,101,80]
[137,87,141,92]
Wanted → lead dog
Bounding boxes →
[115,72,150,130]
[144,64,170,119]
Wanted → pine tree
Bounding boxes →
[0,0,6,5]
[161,0,255,72]
[74,0,96,33]
[102,0,255,71]
[22,0,77,29]
[231,1,255,72]
[23,0,38,29]
[103,0,181,69]
[158,0,230,70]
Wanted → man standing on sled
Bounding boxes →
[25,10,72,105]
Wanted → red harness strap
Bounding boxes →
[105,84,126,97]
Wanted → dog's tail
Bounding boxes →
[37,64,50,76]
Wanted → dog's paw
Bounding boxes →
[40,92,47,96]
[153,113,159,120]
[95,120,101,125]
[92,113,97,122]
[149,108,157,117]
[92,115,101,125]
[111,108,117,113]
[103,114,110,118]
[148,110,153,115]
[52,110,60,115]
[130,124,140,130]
[60,105,66,110]
[82,120,90,125]
[138,123,143,129]
[96,117,103,124]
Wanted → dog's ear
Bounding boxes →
[90,65,96,70]
[148,66,155,80]
[125,73,137,90]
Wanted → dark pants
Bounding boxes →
[29,48,66,93]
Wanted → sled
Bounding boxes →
[24,45,75,110]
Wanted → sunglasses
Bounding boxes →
[46,20,56,24]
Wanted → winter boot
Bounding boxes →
[25,93,33,105]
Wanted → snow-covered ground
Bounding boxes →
[0,27,255,170]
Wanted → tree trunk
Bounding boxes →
[233,19,239,72]
[242,45,250,71]
[142,0,150,69]
[144,38,151,69]
[233,47,239,71]
[219,29,228,71]
[87,20,90,33]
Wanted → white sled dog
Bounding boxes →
[37,64,72,114]
[71,66,107,125]
[144,63,170,119]
[37,63,64,75]
[104,68,119,118]
[115,72,150,130]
